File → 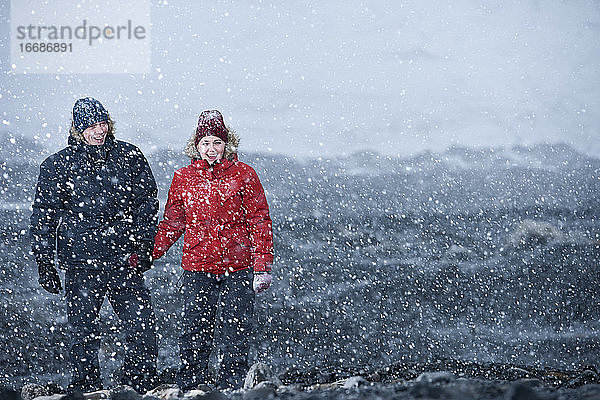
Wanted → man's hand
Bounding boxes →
[129,241,154,273]
[38,261,62,294]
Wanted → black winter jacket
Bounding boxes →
[30,135,158,270]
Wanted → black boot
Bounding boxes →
[216,360,248,390]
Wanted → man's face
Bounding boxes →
[82,121,108,145]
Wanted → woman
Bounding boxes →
[153,110,274,390]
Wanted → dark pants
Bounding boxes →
[65,268,158,393]
[177,268,255,390]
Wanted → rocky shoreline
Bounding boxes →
[2,360,599,400]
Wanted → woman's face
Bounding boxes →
[82,121,108,145]
[197,135,226,164]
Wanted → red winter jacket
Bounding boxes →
[153,156,273,274]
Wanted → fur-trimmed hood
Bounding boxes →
[184,130,240,160]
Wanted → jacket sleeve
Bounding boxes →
[153,171,186,260]
[130,147,159,251]
[29,155,66,264]
[242,166,274,272]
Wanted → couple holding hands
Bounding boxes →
[30,97,274,392]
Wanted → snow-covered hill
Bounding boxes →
[1,137,598,390]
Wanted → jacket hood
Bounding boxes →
[184,130,240,160]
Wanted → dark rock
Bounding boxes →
[0,387,23,400]
[579,364,598,373]
[244,363,281,390]
[82,390,110,400]
[506,367,531,381]
[408,382,449,399]
[120,361,600,400]
[510,220,564,249]
[195,384,216,393]
[366,372,381,382]
[316,372,335,384]
[110,386,141,400]
[20,384,42,400]
[21,384,64,400]
[60,391,85,400]
[505,383,555,400]
[243,385,277,400]
[144,384,181,399]
[574,384,600,398]
[517,379,544,388]
[415,371,457,384]
[342,376,368,389]
[189,391,228,400]
[273,384,302,395]
[253,382,278,391]
[566,370,600,388]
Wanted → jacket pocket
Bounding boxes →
[57,221,78,262]
[183,228,207,251]
[183,228,219,263]
[219,187,243,211]
[219,228,251,265]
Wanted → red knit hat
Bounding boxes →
[195,110,228,145]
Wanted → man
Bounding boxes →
[30,97,159,393]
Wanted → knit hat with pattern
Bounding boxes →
[72,97,109,133]
[195,110,228,145]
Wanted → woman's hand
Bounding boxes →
[253,272,272,293]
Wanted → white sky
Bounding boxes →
[1,0,599,157]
